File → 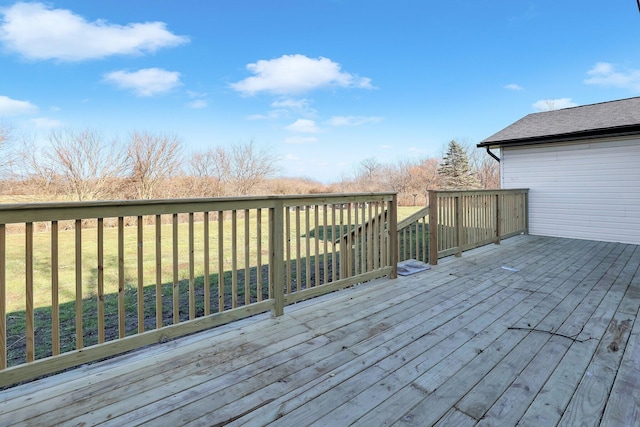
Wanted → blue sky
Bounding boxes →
[1,1,639,183]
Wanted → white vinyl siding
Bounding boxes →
[500,137,640,244]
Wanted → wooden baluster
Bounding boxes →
[26,222,34,361]
[97,219,104,343]
[155,214,162,328]
[204,212,210,315]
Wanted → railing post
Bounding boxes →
[388,194,398,279]
[428,190,439,265]
[270,201,285,317]
[455,195,462,257]
[0,224,4,370]
[495,193,501,244]
[524,190,529,235]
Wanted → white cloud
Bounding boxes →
[230,54,374,96]
[0,95,37,116]
[271,98,308,109]
[248,98,316,121]
[271,98,316,115]
[504,83,524,91]
[285,119,320,133]
[584,62,640,92]
[284,136,318,144]
[587,62,614,76]
[31,117,62,128]
[186,100,207,109]
[327,116,383,126]
[103,68,181,96]
[185,91,207,108]
[249,99,310,120]
[0,2,188,61]
[532,98,577,112]
[380,144,393,150]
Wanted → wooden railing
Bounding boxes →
[0,193,396,387]
[428,189,528,264]
[394,189,529,266]
[397,206,430,264]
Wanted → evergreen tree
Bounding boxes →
[438,140,480,189]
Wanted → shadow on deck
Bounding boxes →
[1,235,639,426]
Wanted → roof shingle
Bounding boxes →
[478,96,640,147]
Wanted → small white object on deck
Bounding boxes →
[501,266,519,272]
[397,259,431,276]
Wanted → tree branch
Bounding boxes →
[507,327,593,343]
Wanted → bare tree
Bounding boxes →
[459,139,500,189]
[351,157,382,192]
[359,157,380,181]
[411,157,440,189]
[16,134,59,198]
[475,154,500,188]
[331,172,358,193]
[0,122,15,178]
[126,131,183,199]
[225,140,279,196]
[188,147,228,196]
[382,160,412,193]
[41,128,127,200]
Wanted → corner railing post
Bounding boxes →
[388,194,398,279]
[495,192,501,244]
[270,200,284,317]
[428,190,439,265]
[0,224,5,370]
[524,190,529,234]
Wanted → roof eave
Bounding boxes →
[477,124,640,149]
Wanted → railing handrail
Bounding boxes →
[397,206,429,231]
[0,193,397,224]
[431,188,529,196]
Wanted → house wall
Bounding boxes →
[500,136,640,244]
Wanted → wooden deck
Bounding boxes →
[1,235,639,426]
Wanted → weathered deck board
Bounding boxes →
[599,250,640,427]
[519,244,640,427]
[355,238,616,425]
[469,242,634,425]
[0,235,639,427]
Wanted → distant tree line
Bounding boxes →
[1,128,280,201]
[0,126,499,206]
[336,140,499,205]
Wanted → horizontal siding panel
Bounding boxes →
[507,163,640,175]
[503,157,640,176]
[502,137,640,244]
[532,194,639,205]
[528,209,638,227]
[530,227,634,244]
